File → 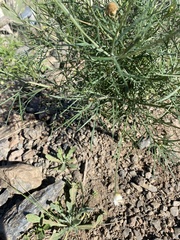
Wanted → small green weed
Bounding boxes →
[46,147,78,172]
[25,182,103,240]
[0,36,39,85]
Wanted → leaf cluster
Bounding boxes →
[26,182,103,240]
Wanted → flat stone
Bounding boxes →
[137,200,144,208]
[173,201,180,207]
[0,179,64,240]
[146,192,152,199]
[138,137,151,149]
[0,189,10,207]
[151,201,161,209]
[131,154,139,164]
[152,220,161,232]
[119,169,127,178]
[129,170,137,177]
[174,228,180,239]
[134,229,143,240]
[176,182,180,192]
[123,228,131,238]
[131,183,143,192]
[139,181,157,193]
[126,188,131,195]
[129,216,137,227]
[15,46,30,55]
[0,163,43,194]
[170,207,179,217]
[145,172,151,179]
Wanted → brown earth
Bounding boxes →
[0,101,179,240]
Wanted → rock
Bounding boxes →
[146,192,152,199]
[138,137,151,149]
[23,124,43,140]
[15,46,30,55]
[8,149,24,161]
[92,136,98,146]
[0,138,9,159]
[137,200,143,208]
[131,182,143,192]
[176,182,180,192]
[174,228,180,239]
[0,179,65,240]
[126,188,131,195]
[0,164,43,207]
[170,207,179,217]
[129,216,137,227]
[119,169,127,178]
[72,170,82,182]
[0,163,43,193]
[0,125,11,159]
[0,189,10,207]
[129,170,136,177]
[151,201,161,209]
[131,154,139,164]
[145,172,151,179]
[93,237,99,240]
[152,220,161,232]
[134,229,143,240]
[123,228,131,238]
[173,201,180,207]
[148,211,154,216]
[138,178,157,192]
[0,8,13,34]
[19,6,36,25]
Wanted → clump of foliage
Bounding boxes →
[25,182,103,240]
[46,147,78,172]
[1,0,180,156]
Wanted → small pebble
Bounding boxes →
[129,170,136,177]
[144,184,157,193]
[126,188,131,195]
[131,154,139,164]
[93,237,98,240]
[162,206,168,211]
[131,183,143,192]
[123,228,131,238]
[119,169,127,178]
[134,229,143,240]
[137,200,143,208]
[145,172,151,179]
[173,201,180,207]
[138,137,151,149]
[152,220,161,232]
[129,216,137,227]
[174,228,180,239]
[170,207,179,217]
[92,137,98,146]
[148,211,154,216]
[151,201,161,209]
[176,182,180,191]
[146,192,152,199]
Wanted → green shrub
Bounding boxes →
[1,0,179,157]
